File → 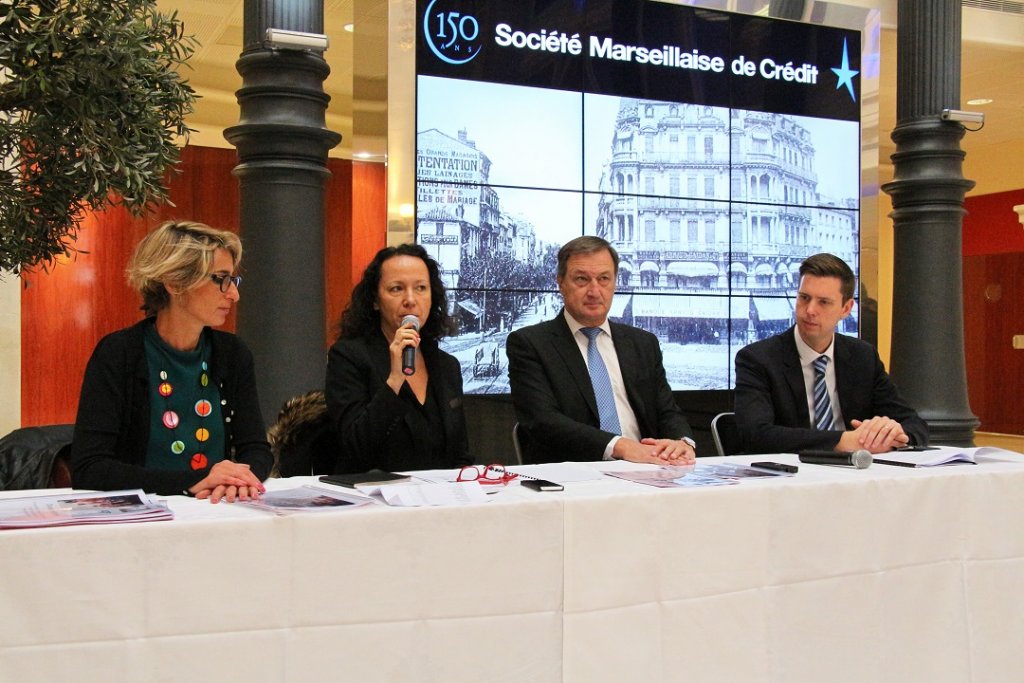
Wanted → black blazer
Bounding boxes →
[325,333,471,473]
[734,326,929,454]
[506,312,692,463]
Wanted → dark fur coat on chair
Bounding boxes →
[266,391,335,477]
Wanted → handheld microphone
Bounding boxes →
[798,449,872,469]
[400,314,419,376]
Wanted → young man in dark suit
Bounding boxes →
[734,253,928,454]
[506,236,695,464]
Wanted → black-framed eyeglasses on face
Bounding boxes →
[209,273,242,293]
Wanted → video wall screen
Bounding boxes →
[415,0,862,393]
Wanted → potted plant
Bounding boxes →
[0,0,198,273]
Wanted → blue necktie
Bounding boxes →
[582,327,621,434]
[812,355,834,430]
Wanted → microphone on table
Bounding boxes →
[400,314,420,376]
[798,449,873,469]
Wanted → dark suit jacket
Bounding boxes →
[325,333,471,474]
[506,312,692,463]
[734,326,929,454]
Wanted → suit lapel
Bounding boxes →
[421,342,457,447]
[549,316,600,422]
[780,327,810,426]
[833,334,853,427]
[609,324,645,422]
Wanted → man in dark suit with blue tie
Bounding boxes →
[734,253,928,454]
[506,236,695,464]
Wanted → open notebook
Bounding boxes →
[874,446,1021,468]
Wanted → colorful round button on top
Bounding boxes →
[195,427,210,443]
[200,372,209,387]
[158,381,173,397]
[194,399,212,417]
[162,410,180,429]
[190,453,208,470]
[171,440,185,455]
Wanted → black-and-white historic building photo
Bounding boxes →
[417,76,860,393]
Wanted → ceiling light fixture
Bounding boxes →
[343,23,355,33]
[966,98,993,106]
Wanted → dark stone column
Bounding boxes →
[224,0,341,422]
[881,0,978,445]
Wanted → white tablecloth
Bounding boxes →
[3,453,1024,682]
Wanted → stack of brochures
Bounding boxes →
[607,463,785,488]
[0,489,172,529]
[242,485,373,514]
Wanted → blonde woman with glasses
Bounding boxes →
[70,221,271,502]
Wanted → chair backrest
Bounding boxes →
[511,422,524,466]
[710,412,742,457]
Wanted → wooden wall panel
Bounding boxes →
[21,208,150,426]
[323,159,386,347]
[21,146,387,427]
[325,158,354,346]
[963,253,1024,434]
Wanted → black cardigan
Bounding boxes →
[70,319,273,495]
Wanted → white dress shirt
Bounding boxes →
[563,311,641,459]
[794,327,845,430]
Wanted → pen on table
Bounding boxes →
[873,458,916,468]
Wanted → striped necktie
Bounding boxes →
[812,355,834,430]
[581,327,621,434]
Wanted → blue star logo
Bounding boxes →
[831,38,859,102]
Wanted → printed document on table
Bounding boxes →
[378,481,488,506]
[507,463,605,483]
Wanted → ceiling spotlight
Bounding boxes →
[343,23,355,33]
[966,98,993,106]
[265,28,329,52]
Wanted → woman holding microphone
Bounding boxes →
[325,244,470,474]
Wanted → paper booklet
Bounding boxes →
[0,489,172,529]
[243,485,374,514]
[607,463,783,489]
[874,445,1022,468]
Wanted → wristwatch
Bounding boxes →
[681,436,696,449]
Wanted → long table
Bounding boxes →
[3,453,1024,682]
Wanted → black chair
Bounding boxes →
[267,391,335,477]
[511,422,524,466]
[0,424,74,490]
[710,412,742,457]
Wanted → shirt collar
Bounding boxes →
[563,309,611,338]
[793,325,835,366]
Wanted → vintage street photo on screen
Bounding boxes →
[728,110,860,209]
[418,184,582,291]
[416,75,583,191]
[583,94,732,199]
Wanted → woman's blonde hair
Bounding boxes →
[127,221,242,316]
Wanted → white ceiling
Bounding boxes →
[160,0,1024,195]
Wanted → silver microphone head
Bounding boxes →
[401,314,420,331]
[851,449,873,469]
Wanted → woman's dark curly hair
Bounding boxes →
[338,243,456,341]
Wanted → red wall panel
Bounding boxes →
[963,189,1024,256]
[963,253,1024,434]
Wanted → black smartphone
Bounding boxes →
[750,461,799,474]
[521,479,564,492]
